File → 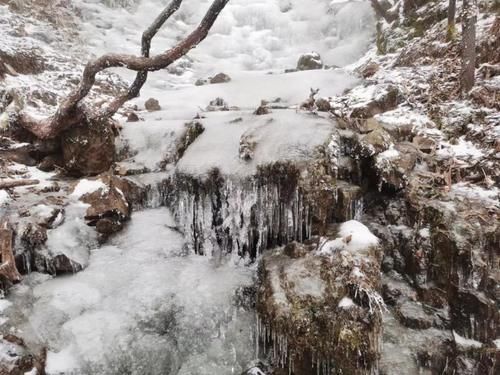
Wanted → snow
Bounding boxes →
[0,299,12,313]
[1,0,378,373]
[450,182,499,208]
[318,220,379,255]
[377,145,399,160]
[0,190,10,206]
[452,330,483,349]
[70,179,108,199]
[437,137,484,160]
[176,109,339,177]
[338,296,355,309]
[45,347,79,375]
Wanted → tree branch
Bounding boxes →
[99,0,184,119]
[15,0,230,139]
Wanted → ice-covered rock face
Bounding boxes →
[256,224,384,374]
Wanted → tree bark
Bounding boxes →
[460,0,477,93]
[0,221,21,283]
[14,0,230,140]
[447,0,457,40]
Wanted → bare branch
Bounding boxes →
[99,0,184,119]
[16,0,230,139]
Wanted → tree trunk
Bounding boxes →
[13,0,230,140]
[0,221,22,283]
[460,0,477,93]
[447,0,457,40]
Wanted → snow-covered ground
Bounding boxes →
[1,1,376,374]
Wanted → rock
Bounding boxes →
[334,181,363,222]
[37,155,60,172]
[350,85,400,118]
[256,222,384,374]
[50,253,84,274]
[19,222,47,250]
[315,97,331,112]
[239,133,257,161]
[61,118,115,176]
[413,134,436,153]
[29,204,64,229]
[210,72,231,84]
[253,101,271,115]
[144,98,161,112]
[296,52,323,71]
[374,143,418,190]
[81,180,131,234]
[114,161,150,176]
[357,126,394,157]
[0,49,45,78]
[195,78,209,86]
[0,335,43,375]
[395,301,435,329]
[206,97,234,111]
[358,61,380,78]
[126,112,140,122]
[95,217,123,235]
[169,121,205,163]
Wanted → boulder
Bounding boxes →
[315,97,331,112]
[144,98,161,112]
[126,112,140,122]
[61,118,115,176]
[357,126,394,157]
[374,143,418,191]
[210,72,231,84]
[256,221,384,374]
[296,52,323,71]
[358,61,380,78]
[80,178,131,235]
[395,301,436,329]
[350,85,400,118]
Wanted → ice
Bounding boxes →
[1,0,377,373]
[71,179,109,199]
[9,208,255,374]
[177,109,337,177]
[452,330,483,349]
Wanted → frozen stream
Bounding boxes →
[1,0,375,373]
[6,209,256,374]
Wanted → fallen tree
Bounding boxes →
[4,0,230,175]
